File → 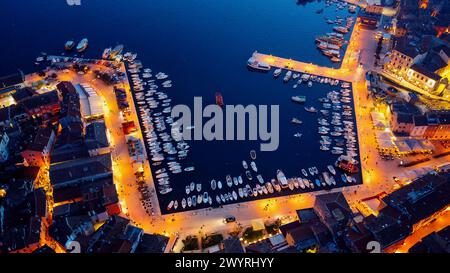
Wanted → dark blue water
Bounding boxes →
[0,0,361,213]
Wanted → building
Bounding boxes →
[20,126,56,167]
[21,90,60,118]
[74,84,104,121]
[313,192,354,237]
[409,226,450,253]
[357,8,382,28]
[0,71,24,91]
[384,43,420,78]
[0,132,9,162]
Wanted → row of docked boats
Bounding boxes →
[316,15,354,62]
[127,56,194,198]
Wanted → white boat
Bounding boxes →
[232,191,238,200]
[250,161,258,172]
[203,192,209,204]
[211,179,217,190]
[233,177,239,186]
[238,176,243,184]
[192,196,197,206]
[266,182,274,194]
[184,167,195,172]
[302,169,308,177]
[277,169,288,188]
[217,181,223,189]
[273,68,282,77]
[327,165,336,175]
[185,185,190,195]
[238,188,244,198]
[256,175,264,184]
[167,200,174,211]
[197,194,203,204]
[187,197,192,207]
[242,160,248,169]
[262,186,268,195]
[216,195,221,204]
[250,150,257,160]
[76,38,88,53]
[308,81,313,88]
[182,198,186,209]
[288,181,294,191]
[174,200,178,210]
[190,182,195,192]
[284,71,292,82]
[245,170,253,180]
[299,178,305,189]
[196,183,202,192]
[247,56,271,71]
[226,175,233,187]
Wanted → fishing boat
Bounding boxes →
[291,96,306,103]
[215,92,224,107]
[250,161,258,172]
[65,40,75,51]
[247,56,271,71]
[226,175,233,187]
[211,179,217,190]
[242,160,248,169]
[291,118,303,124]
[277,169,288,188]
[305,106,318,113]
[250,150,257,160]
[76,38,88,52]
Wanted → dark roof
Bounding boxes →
[296,208,319,223]
[0,216,42,252]
[396,113,414,124]
[315,192,353,223]
[394,42,419,58]
[221,236,245,253]
[50,153,112,189]
[11,88,36,103]
[382,172,450,225]
[410,64,442,81]
[85,122,109,150]
[21,90,59,111]
[26,126,54,152]
[413,115,428,126]
[135,233,169,253]
[409,226,450,253]
[391,102,421,116]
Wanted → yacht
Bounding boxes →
[305,106,318,113]
[211,179,217,190]
[277,169,288,188]
[291,118,303,124]
[273,68,282,77]
[256,175,264,184]
[291,96,306,103]
[226,175,233,187]
[247,56,271,71]
[76,38,88,52]
[65,40,75,51]
[242,160,248,169]
[250,161,258,172]
[283,71,292,82]
[245,170,253,180]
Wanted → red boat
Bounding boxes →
[215,92,224,107]
[335,155,359,174]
